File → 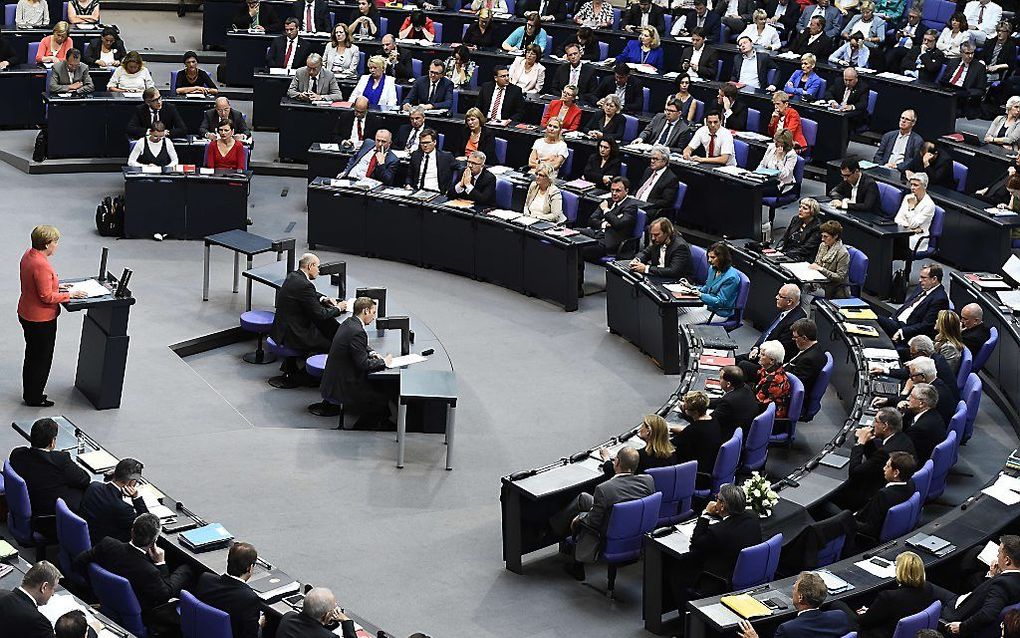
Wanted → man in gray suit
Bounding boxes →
[287,53,343,102]
[551,447,656,580]
[49,49,93,95]
[633,98,692,150]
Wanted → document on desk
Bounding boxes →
[488,209,521,221]
[877,71,916,82]
[488,165,513,175]
[39,594,105,631]
[77,449,119,473]
[981,474,1020,505]
[996,290,1020,311]
[862,348,900,362]
[734,131,770,142]
[854,556,897,578]
[987,206,1019,217]
[67,278,111,298]
[385,354,427,368]
[784,261,829,282]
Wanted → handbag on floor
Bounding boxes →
[95,195,125,237]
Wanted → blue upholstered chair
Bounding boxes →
[3,460,47,558]
[239,310,276,364]
[879,491,921,542]
[3,4,14,25]
[89,563,148,637]
[952,161,968,192]
[493,137,507,165]
[847,246,869,297]
[672,182,688,216]
[55,497,91,588]
[800,117,818,162]
[911,459,933,505]
[695,429,742,499]
[731,533,783,589]
[877,182,903,219]
[28,42,40,64]
[689,245,708,285]
[180,590,233,638]
[562,189,578,224]
[911,205,944,261]
[891,600,941,638]
[801,352,833,421]
[600,491,662,596]
[733,139,749,168]
[647,461,697,526]
[927,431,957,501]
[947,401,967,467]
[768,372,804,446]
[739,403,775,473]
[956,346,972,392]
[973,326,998,373]
[598,209,647,263]
[962,373,981,443]
[622,115,638,143]
[816,532,847,568]
[494,177,512,209]
[746,108,760,132]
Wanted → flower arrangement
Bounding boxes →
[741,471,779,518]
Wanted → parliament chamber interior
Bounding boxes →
[3,0,1020,636]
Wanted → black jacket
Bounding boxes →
[267,35,313,70]
[232,3,281,32]
[296,0,330,33]
[962,323,991,356]
[828,173,880,212]
[582,154,622,186]
[903,150,955,190]
[825,77,870,112]
[721,100,748,130]
[855,480,914,540]
[982,39,1016,76]
[477,81,526,122]
[637,113,692,149]
[905,408,946,462]
[320,315,387,406]
[549,62,598,100]
[754,305,807,361]
[786,342,826,399]
[334,111,377,145]
[730,51,773,88]
[673,417,723,476]
[199,107,250,138]
[764,0,802,33]
[690,510,763,581]
[634,166,680,213]
[586,196,639,251]
[847,431,917,501]
[948,572,1020,636]
[516,0,567,21]
[635,233,692,280]
[857,582,937,638]
[394,122,425,151]
[621,3,666,33]
[126,102,188,140]
[710,385,761,438]
[269,270,341,353]
[900,45,945,82]
[680,8,722,41]
[384,48,414,81]
[932,376,959,421]
[0,588,52,638]
[583,111,626,141]
[448,168,497,206]
[406,148,455,192]
[455,126,496,160]
[787,30,833,58]
[8,446,90,515]
[891,285,950,339]
[277,611,356,638]
[83,36,126,66]
[941,59,987,93]
[679,44,719,80]
[194,573,261,638]
[592,75,643,113]
[78,480,147,544]
[73,538,173,612]
[775,215,822,261]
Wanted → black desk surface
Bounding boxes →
[204,229,277,254]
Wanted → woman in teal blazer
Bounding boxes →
[698,242,742,318]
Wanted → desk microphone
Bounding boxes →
[960,494,982,510]
[774,477,799,489]
[618,429,638,442]
[569,450,591,463]
[421,348,435,356]
[509,469,537,481]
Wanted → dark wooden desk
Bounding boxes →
[122,167,251,240]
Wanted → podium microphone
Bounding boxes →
[98,246,109,281]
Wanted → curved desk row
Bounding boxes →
[10,415,387,638]
[936,136,1016,196]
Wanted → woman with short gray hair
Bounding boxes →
[754,340,792,419]
[895,172,936,252]
[985,95,1020,147]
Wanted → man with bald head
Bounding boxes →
[824,67,870,129]
[960,303,991,355]
[277,587,356,638]
[342,128,398,184]
[200,97,250,141]
[334,96,374,147]
[738,283,805,377]
[269,253,347,387]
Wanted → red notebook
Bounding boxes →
[699,355,735,367]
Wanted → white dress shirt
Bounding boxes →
[738,53,760,88]
[127,137,179,166]
[349,146,376,179]
[419,150,440,191]
[688,46,704,78]
[688,127,736,165]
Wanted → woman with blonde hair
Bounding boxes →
[529,117,568,174]
[600,414,677,475]
[524,163,565,223]
[36,22,72,63]
[615,25,664,69]
[108,51,155,92]
[934,309,965,373]
[348,55,396,108]
[854,551,937,638]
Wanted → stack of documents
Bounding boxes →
[877,71,915,81]
[784,262,828,282]
[982,473,1020,505]
[67,279,110,298]
[841,307,878,320]
[816,569,854,593]
[488,209,520,221]
[385,354,428,368]
[77,449,118,474]
[180,523,234,553]
[720,594,772,619]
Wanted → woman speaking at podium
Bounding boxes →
[17,226,85,407]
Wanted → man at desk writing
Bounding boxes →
[49,49,93,95]
[828,158,880,211]
[629,217,691,280]
[319,297,394,428]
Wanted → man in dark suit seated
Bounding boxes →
[405,129,454,192]
[828,157,880,212]
[899,381,947,462]
[621,0,665,34]
[960,303,992,356]
[876,335,956,392]
[840,407,917,510]
[901,29,945,82]
[717,83,748,130]
[738,572,851,638]
[786,318,827,400]
[674,0,721,42]
[548,43,596,98]
[341,129,398,185]
[549,447,655,580]
[940,535,1020,636]
[394,107,427,153]
[277,587,356,638]
[630,146,681,216]
[884,6,924,69]
[764,0,801,36]
[628,217,692,280]
[679,28,719,81]
[267,18,311,70]
[877,263,949,343]
[872,109,923,172]
[592,64,643,114]
[478,67,525,123]
[194,542,263,638]
[448,150,497,206]
[795,0,841,38]
[0,560,61,638]
[401,59,455,113]
[516,0,567,22]
[334,97,375,148]
[319,297,395,429]
[126,87,188,140]
[381,34,413,81]
[854,451,916,541]
[634,102,692,150]
[580,176,639,263]
[78,457,147,544]
[711,365,762,438]
[296,0,329,33]
[940,43,986,118]
[199,97,251,142]
[9,417,90,518]
[738,284,805,378]
[269,253,345,387]
[825,67,870,129]
[786,15,833,57]
[74,513,194,633]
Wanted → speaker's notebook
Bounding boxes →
[179,523,234,553]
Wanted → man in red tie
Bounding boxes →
[683,111,736,166]
[267,18,308,70]
[341,129,398,185]
[940,43,986,118]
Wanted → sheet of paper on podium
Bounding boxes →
[386,354,428,368]
[67,279,111,298]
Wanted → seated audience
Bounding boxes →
[902,29,945,81]
[529,118,569,174]
[683,111,736,166]
[878,263,949,342]
[852,551,938,638]
[523,163,565,223]
[963,0,999,46]
[600,413,677,476]
[402,59,454,112]
[49,49,93,95]
[842,407,917,509]
[788,16,833,58]
[810,220,851,299]
[740,285,805,377]
[960,303,991,355]
[444,45,476,89]
[738,572,850,638]
[560,26,602,60]
[287,53,343,102]
[711,365,763,437]
[343,129,398,184]
[205,120,247,170]
[671,391,723,477]
[479,66,525,123]
[753,340,792,418]
[449,151,496,205]
[615,26,664,69]
[334,97,374,147]
[941,43,986,117]
[765,0,801,34]
[79,457,148,544]
[629,217,691,280]
[584,95,625,142]
[84,27,126,69]
[15,0,48,28]
[582,138,622,188]
[739,9,782,51]
[398,9,436,41]
[933,309,964,374]
[775,198,822,260]
[876,335,956,391]
[829,32,870,67]
[829,157,880,211]
[825,67,870,129]
[108,51,155,92]
[406,129,454,191]
[471,0,508,12]
[679,32,718,84]
[347,0,378,38]
[9,417,90,517]
[126,87,187,140]
[393,107,425,153]
[982,20,1015,109]
[349,55,397,108]
[128,122,179,168]
[580,177,638,262]
[622,0,666,33]
[717,84,748,130]
[268,19,312,69]
[797,0,841,37]
[174,51,217,96]
[592,64,642,114]
[277,587,356,638]
[731,36,772,89]
[323,23,358,77]
[550,43,596,97]
[574,0,613,28]
[36,22,73,64]
[768,91,807,150]
[905,141,955,190]
[550,447,655,580]
[541,86,582,132]
[0,561,61,635]
[67,0,99,25]
[786,318,827,398]
[854,452,917,541]
[632,146,680,217]
[840,1,887,50]
[667,74,700,122]
[689,241,741,322]
[463,9,496,48]
[635,98,692,149]
[782,53,824,100]
[194,542,263,638]
[459,108,495,160]
[672,0,721,42]
[901,381,947,462]
[889,353,959,419]
[940,535,1020,637]
[517,0,566,21]
[503,12,547,51]
[55,609,89,638]
[200,98,249,141]
[269,253,345,378]
[884,6,923,69]
[508,44,545,95]
[985,96,1020,147]
[757,129,799,209]
[233,0,281,32]
[936,12,970,58]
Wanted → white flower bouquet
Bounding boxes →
[741,471,779,517]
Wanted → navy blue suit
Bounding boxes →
[878,285,949,340]
[401,76,454,112]
[775,608,851,638]
[872,130,923,171]
[343,139,399,185]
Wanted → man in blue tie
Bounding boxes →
[737,283,805,379]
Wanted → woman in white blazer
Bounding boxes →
[894,173,936,251]
[524,164,565,223]
[508,44,546,95]
[348,55,397,108]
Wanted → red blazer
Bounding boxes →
[541,100,582,132]
[204,140,246,170]
[768,107,808,150]
[18,248,69,322]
